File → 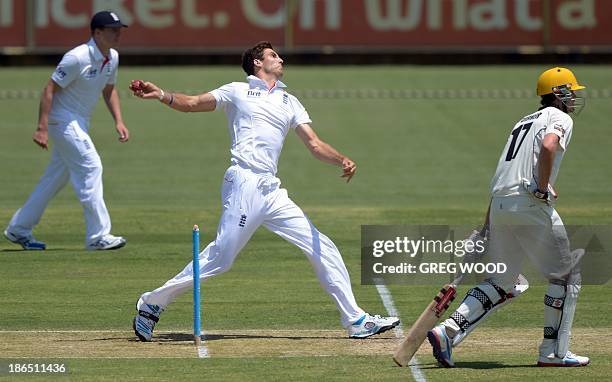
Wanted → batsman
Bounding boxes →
[426,67,589,367]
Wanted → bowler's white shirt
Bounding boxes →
[210,75,312,175]
[49,38,118,123]
[490,107,573,196]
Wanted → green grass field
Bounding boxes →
[1,65,611,381]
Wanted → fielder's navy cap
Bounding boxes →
[90,11,128,30]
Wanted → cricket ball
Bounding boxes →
[130,80,145,91]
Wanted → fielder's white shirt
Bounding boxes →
[49,38,119,123]
[210,75,312,175]
[490,107,573,196]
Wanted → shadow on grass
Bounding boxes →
[1,248,67,252]
[64,332,366,343]
[418,361,535,369]
[158,332,351,342]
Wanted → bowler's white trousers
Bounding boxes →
[141,164,365,327]
[7,118,111,245]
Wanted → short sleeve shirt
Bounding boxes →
[490,107,573,196]
[49,38,119,122]
[209,75,312,175]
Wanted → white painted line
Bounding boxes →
[375,282,427,382]
[197,332,210,358]
[197,345,209,358]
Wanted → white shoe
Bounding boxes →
[4,230,46,250]
[347,313,400,338]
[537,351,590,367]
[86,234,126,250]
[133,296,163,342]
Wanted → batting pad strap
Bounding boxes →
[467,287,493,311]
[138,310,159,323]
[544,326,558,339]
[544,294,564,310]
[450,311,470,331]
[486,279,508,301]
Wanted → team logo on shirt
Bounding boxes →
[84,67,98,79]
[283,94,289,104]
[55,67,67,79]
[553,124,565,137]
[238,214,247,228]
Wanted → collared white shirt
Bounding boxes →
[490,106,573,196]
[210,75,312,175]
[49,38,119,123]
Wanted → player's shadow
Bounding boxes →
[418,361,535,369]
[1,248,68,252]
[154,332,355,342]
[84,332,394,343]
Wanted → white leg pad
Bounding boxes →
[539,283,566,357]
[449,274,529,347]
[441,280,506,340]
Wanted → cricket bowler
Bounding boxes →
[130,41,399,341]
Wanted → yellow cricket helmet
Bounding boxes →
[537,67,585,96]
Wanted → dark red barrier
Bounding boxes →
[0,0,26,46]
[0,0,610,51]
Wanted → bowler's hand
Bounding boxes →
[32,128,48,150]
[116,122,129,143]
[130,80,162,101]
[341,157,356,183]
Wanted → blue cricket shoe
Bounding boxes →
[4,230,46,250]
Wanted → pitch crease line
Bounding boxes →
[196,332,210,358]
[375,282,427,382]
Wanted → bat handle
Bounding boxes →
[450,274,464,287]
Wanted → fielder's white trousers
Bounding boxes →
[141,164,365,327]
[487,195,573,290]
[7,118,111,245]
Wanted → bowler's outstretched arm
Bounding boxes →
[295,123,356,182]
[130,80,216,113]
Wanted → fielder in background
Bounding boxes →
[4,11,129,251]
[427,67,589,367]
[130,41,399,341]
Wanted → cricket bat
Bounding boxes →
[393,208,492,368]
[393,284,457,367]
